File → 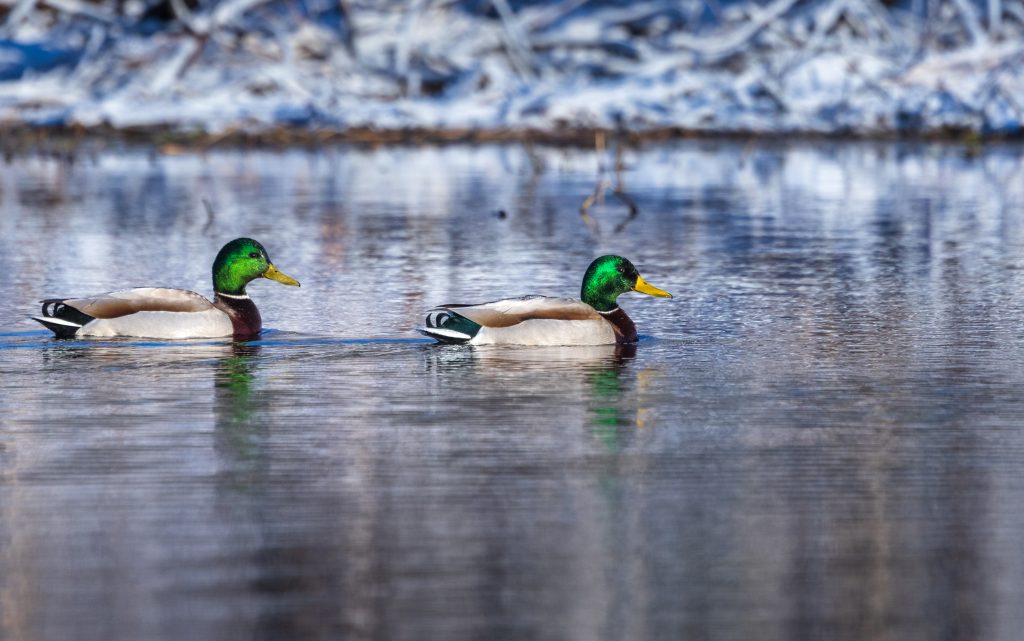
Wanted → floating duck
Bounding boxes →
[33,238,300,339]
[419,255,671,345]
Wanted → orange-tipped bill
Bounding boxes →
[634,276,672,298]
[264,264,301,287]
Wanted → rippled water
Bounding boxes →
[3,141,1024,641]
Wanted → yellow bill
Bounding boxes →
[634,275,672,298]
[264,263,301,287]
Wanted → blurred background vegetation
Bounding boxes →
[0,0,1021,138]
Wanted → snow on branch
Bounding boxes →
[0,0,1022,137]
[668,0,803,61]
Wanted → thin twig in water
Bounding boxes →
[610,144,639,233]
[580,179,607,233]
[202,198,216,234]
[524,141,545,175]
[610,189,638,234]
[580,134,641,234]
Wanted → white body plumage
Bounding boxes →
[419,296,622,346]
[34,288,235,339]
[470,318,616,345]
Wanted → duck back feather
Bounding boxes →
[418,296,617,346]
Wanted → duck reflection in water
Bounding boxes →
[529,343,658,452]
[582,343,652,451]
[424,342,654,449]
[214,342,270,489]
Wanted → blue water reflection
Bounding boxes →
[2,141,1024,641]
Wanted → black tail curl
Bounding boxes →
[40,299,94,326]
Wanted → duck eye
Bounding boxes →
[248,252,260,259]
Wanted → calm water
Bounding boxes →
[2,141,1024,641]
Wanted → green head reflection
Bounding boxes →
[587,343,639,451]
[213,343,270,491]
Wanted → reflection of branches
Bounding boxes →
[580,132,640,235]
[201,198,217,235]
[579,178,604,233]
[611,188,639,235]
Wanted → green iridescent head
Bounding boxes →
[212,238,300,295]
[580,255,672,312]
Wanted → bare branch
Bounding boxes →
[396,0,428,96]
[989,0,1002,37]
[579,178,606,233]
[40,0,115,22]
[669,0,802,60]
[491,0,535,79]
[210,0,274,29]
[1,0,38,35]
[524,0,591,32]
[950,0,988,43]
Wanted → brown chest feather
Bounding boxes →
[601,307,638,344]
[215,295,262,338]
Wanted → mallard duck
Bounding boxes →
[32,238,300,339]
[419,255,671,345]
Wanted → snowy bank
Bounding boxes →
[0,0,1022,138]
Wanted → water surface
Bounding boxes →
[2,141,1024,641]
